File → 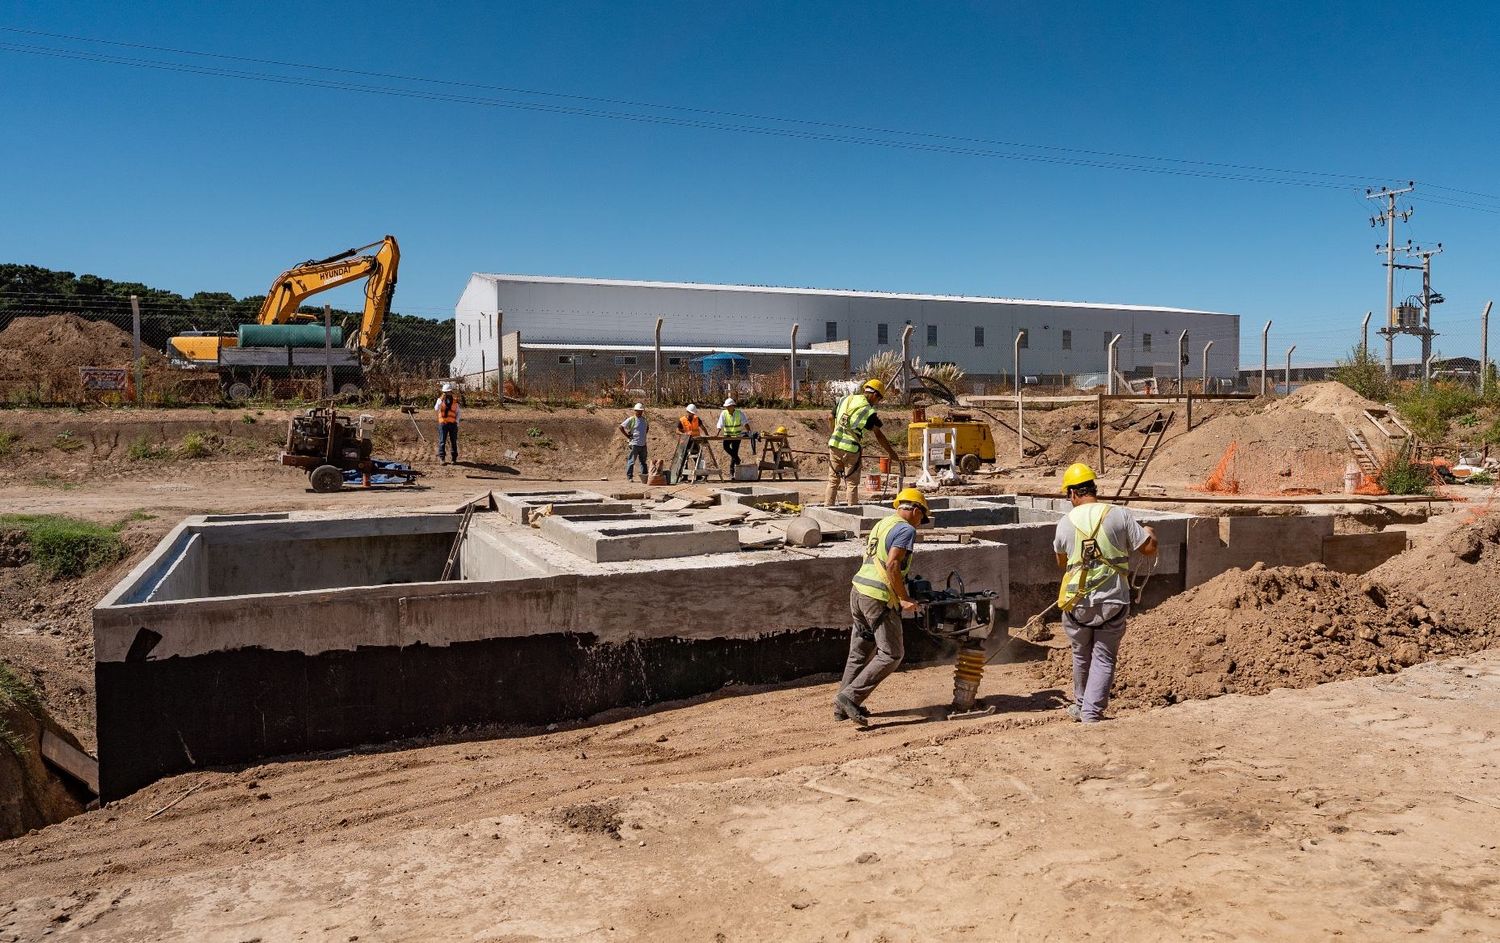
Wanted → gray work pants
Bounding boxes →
[839,587,905,705]
[1063,606,1127,722]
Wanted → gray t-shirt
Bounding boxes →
[620,414,648,446]
[1052,502,1149,615]
[884,520,917,556]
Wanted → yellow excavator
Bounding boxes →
[169,236,399,398]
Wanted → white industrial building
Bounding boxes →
[451,274,1238,387]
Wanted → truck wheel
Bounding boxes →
[309,464,344,493]
[226,381,253,401]
[958,453,982,474]
[337,383,362,398]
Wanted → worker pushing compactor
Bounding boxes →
[825,378,902,506]
[1054,463,1157,723]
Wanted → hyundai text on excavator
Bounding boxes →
[168,236,400,399]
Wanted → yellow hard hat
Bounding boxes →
[774,425,787,435]
[1061,462,1097,492]
[862,378,886,397]
[893,487,930,516]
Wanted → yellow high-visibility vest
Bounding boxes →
[828,394,875,454]
[852,514,912,605]
[1057,503,1130,612]
[720,409,746,436]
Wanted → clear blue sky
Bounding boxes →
[3,1,1498,367]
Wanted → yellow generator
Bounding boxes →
[906,411,995,474]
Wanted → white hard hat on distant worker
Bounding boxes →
[632,402,645,411]
[441,382,453,392]
[685,403,698,415]
[723,398,735,408]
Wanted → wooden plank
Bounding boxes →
[41,729,99,795]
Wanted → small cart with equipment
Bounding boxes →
[280,406,423,492]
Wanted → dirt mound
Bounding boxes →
[1,674,88,839]
[0,314,164,379]
[1270,381,1382,419]
[1149,396,1354,493]
[1045,516,1500,709]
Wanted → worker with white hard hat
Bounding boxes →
[1053,463,1157,724]
[716,397,750,474]
[835,487,931,726]
[434,382,460,464]
[617,402,650,482]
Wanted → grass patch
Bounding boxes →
[0,661,42,757]
[118,510,157,524]
[0,430,21,457]
[52,431,85,453]
[0,514,129,578]
[178,431,218,459]
[126,435,169,461]
[1377,443,1432,496]
[241,413,257,424]
[27,474,78,491]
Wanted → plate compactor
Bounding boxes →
[280,406,423,493]
[903,573,1006,720]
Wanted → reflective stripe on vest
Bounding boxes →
[437,399,459,424]
[828,394,875,453]
[1056,503,1130,612]
[720,409,746,436]
[852,514,912,605]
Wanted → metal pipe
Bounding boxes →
[1106,333,1122,395]
[1285,344,1296,395]
[1201,340,1215,394]
[1176,330,1187,396]
[789,323,799,403]
[1483,301,1493,397]
[654,317,663,405]
[1260,320,1272,397]
[1014,330,1024,463]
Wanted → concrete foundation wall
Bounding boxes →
[1322,530,1409,574]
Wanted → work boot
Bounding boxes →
[833,700,872,722]
[1066,703,1082,721]
[834,693,868,728]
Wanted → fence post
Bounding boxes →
[1201,340,1215,394]
[654,317,664,405]
[1284,345,1296,395]
[1106,334,1121,395]
[1096,392,1104,474]
[1261,320,1272,396]
[1176,330,1187,396]
[323,304,334,398]
[1014,330,1024,464]
[1482,301,1492,397]
[495,310,504,405]
[789,323,799,403]
[1360,311,1371,360]
[130,295,142,404]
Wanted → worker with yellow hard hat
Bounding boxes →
[1053,462,1157,724]
[834,486,930,726]
[824,377,901,506]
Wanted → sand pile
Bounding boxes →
[1148,382,1374,492]
[0,314,164,379]
[1044,514,1500,709]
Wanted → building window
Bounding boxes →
[825,321,838,342]
[612,355,638,366]
[1062,329,1072,350]
[1018,329,1029,349]
[557,355,574,364]
[974,326,985,348]
[1142,333,1152,353]
[927,325,938,347]
[877,323,888,345]
[667,356,684,366]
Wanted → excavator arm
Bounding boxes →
[255,235,399,348]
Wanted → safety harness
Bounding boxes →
[1056,503,1130,613]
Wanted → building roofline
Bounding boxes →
[519,341,845,356]
[473,273,1231,317]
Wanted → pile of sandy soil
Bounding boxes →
[0,314,165,380]
[1044,514,1500,709]
[1147,382,1378,493]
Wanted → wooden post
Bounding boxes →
[1096,392,1105,474]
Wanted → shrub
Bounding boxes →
[1376,443,1431,496]
[127,435,169,461]
[1392,381,1481,443]
[0,514,128,578]
[0,661,42,757]
[178,432,216,459]
[0,430,20,457]
[858,350,903,390]
[1330,347,1391,403]
[53,431,84,453]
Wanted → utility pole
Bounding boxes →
[1366,182,1414,376]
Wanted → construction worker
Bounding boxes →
[618,402,649,482]
[716,398,750,474]
[1054,463,1157,724]
[825,378,901,505]
[435,382,460,464]
[676,403,705,437]
[834,487,930,726]
[674,403,707,480]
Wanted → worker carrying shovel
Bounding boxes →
[824,377,902,505]
[1054,463,1156,724]
[834,487,930,726]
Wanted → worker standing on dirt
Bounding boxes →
[835,487,930,726]
[618,403,649,482]
[435,383,460,465]
[716,398,750,474]
[1054,463,1157,724]
[824,378,901,505]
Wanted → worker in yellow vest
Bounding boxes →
[834,487,930,726]
[716,398,750,474]
[1053,463,1157,723]
[824,378,901,505]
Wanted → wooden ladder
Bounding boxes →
[1112,411,1174,499]
[1346,428,1380,477]
[440,504,475,581]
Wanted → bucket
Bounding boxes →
[879,457,891,474]
[866,474,882,493]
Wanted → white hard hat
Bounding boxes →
[632,402,645,411]
[686,403,698,414]
[441,383,453,392]
[723,398,735,408]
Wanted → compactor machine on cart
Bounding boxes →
[280,407,422,492]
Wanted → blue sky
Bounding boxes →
[2,1,1498,367]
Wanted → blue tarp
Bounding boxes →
[342,459,417,485]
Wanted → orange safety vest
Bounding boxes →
[437,397,459,424]
[678,415,704,436]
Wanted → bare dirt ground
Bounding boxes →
[1,650,1496,941]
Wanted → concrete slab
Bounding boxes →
[716,485,802,508]
[539,514,740,563]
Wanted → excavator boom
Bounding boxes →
[256,235,400,349]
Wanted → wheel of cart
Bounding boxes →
[308,464,344,493]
